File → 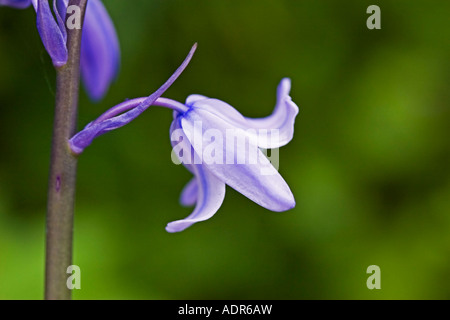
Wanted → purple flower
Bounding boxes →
[1,0,120,100]
[164,78,298,232]
[69,43,298,231]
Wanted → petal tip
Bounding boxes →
[281,77,291,85]
[273,197,296,212]
[53,59,67,68]
[68,142,83,156]
[287,198,296,210]
[165,221,190,233]
[281,190,296,211]
[279,78,291,92]
[165,225,178,233]
[266,186,296,212]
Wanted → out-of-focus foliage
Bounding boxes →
[0,0,449,299]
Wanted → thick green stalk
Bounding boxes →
[45,0,87,300]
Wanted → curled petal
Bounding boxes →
[181,108,295,212]
[243,78,299,147]
[186,78,299,149]
[80,0,120,101]
[166,164,225,233]
[179,178,198,207]
[0,0,31,8]
[35,0,67,67]
[166,119,226,233]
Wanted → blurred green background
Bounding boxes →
[0,0,449,299]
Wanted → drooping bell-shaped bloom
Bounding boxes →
[69,43,298,232]
[164,78,298,232]
[1,0,120,100]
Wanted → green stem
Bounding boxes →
[45,0,87,300]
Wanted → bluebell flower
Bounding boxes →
[69,43,298,232]
[163,78,298,232]
[0,0,120,100]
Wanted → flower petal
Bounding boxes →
[53,0,68,42]
[181,108,295,212]
[187,78,299,149]
[54,0,66,16]
[170,115,195,175]
[80,0,120,101]
[243,78,299,147]
[35,0,68,67]
[185,94,208,106]
[166,164,225,233]
[166,119,226,233]
[179,178,198,207]
[0,0,31,8]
